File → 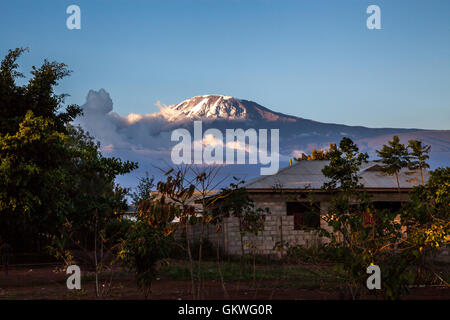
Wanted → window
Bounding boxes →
[286,202,321,230]
[361,211,375,227]
[373,201,403,214]
[357,202,403,226]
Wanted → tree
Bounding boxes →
[62,125,137,240]
[190,165,227,299]
[155,166,197,298]
[407,140,430,185]
[0,48,81,251]
[0,48,138,289]
[59,125,137,297]
[322,137,368,191]
[376,136,409,192]
[214,177,270,288]
[400,167,449,287]
[315,137,447,299]
[294,143,336,162]
[154,165,230,299]
[215,178,256,256]
[320,138,412,299]
[0,48,80,135]
[120,197,177,298]
[403,167,449,249]
[132,171,156,207]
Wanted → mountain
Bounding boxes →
[160,94,449,168]
[77,90,450,189]
[165,94,296,122]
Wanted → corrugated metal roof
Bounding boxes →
[244,160,429,190]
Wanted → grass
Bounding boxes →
[160,259,342,289]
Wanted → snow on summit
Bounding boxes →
[167,95,248,120]
[157,94,298,122]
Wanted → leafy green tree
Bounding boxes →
[132,172,156,207]
[320,138,412,299]
[322,137,368,191]
[316,137,447,299]
[376,136,409,192]
[403,167,449,250]
[0,48,80,135]
[0,48,81,251]
[52,125,137,296]
[62,125,137,240]
[400,167,449,287]
[0,48,138,263]
[407,140,431,185]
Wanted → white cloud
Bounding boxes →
[73,89,289,188]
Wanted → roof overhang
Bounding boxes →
[245,188,414,193]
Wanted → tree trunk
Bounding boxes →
[196,217,205,299]
[238,218,245,256]
[94,209,99,298]
[252,245,256,288]
[216,234,229,298]
[395,171,400,193]
[185,222,196,299]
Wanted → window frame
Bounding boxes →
[286,201,321,230]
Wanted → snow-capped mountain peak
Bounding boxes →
[163,94,296,122]
[168,95,247,120]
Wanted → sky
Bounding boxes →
[1,0,450,130]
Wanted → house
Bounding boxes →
[196,160,429,256]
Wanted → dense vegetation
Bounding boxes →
[0,48,137,257]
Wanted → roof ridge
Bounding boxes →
[244,160,330,188]
[244,161,302,187]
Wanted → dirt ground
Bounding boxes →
[0,265,448,300]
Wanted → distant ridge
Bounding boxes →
[157,94,450,168]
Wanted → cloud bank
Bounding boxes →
[73,89,277,187]
[74,89,175,159]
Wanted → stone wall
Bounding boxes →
[183,191,413,256]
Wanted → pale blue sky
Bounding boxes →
[1,0,449,129]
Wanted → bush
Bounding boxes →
[119,198,177,298]
[190,238,217,261]
[283,243,345,263]
[104,218,133,248]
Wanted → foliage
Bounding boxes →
[375,136,410,191]
[294,143,336,161]
[131,171,155,207]
[407,140,431,185]
[215,178,270,254]
[153,167,199,297]
[318,137,415,299]
[190,238,217,260]
[0,48,81,136]
[0,48,137,264]
[321,137,368,191]
[306,137,449,299]
[0,111,68,233]
[215,177,269,235]
[0,47,81,248]
[61,125,137,248]
[120,197,177,298]
[103,218,134,249]
[276,242,345,264]
[401,167,449,270]
[214,178,254,222]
